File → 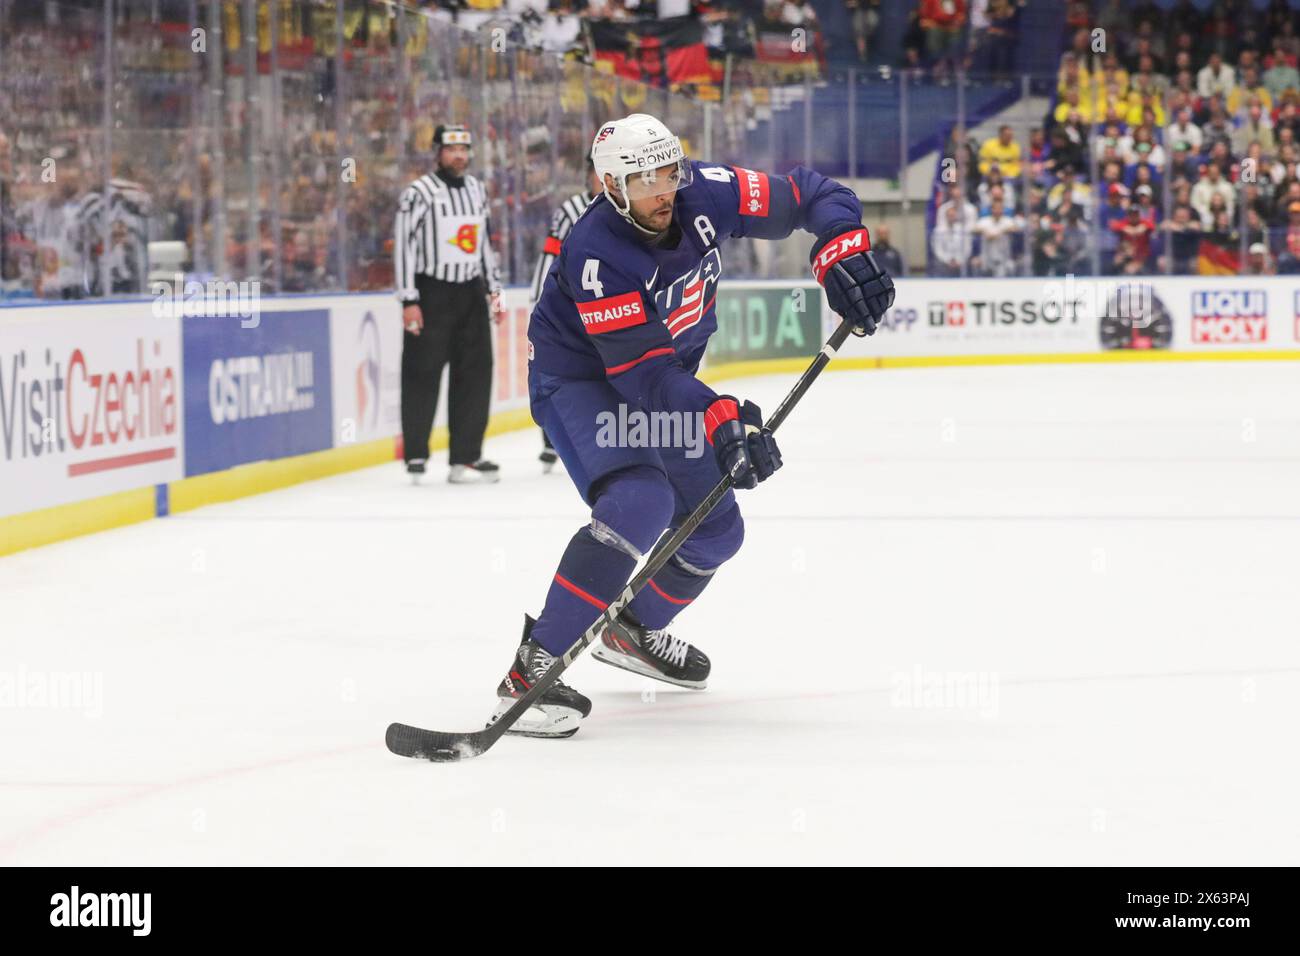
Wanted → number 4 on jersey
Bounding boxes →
[699,166,735,183]
[582,258,604,297]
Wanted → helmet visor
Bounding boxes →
[622,159,693,201]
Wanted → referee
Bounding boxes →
[395,123,505,484]
[528,157,600,472]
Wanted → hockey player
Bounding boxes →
[529,157,601,473]
[494,114,894,737]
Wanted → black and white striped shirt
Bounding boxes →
[394,171,501,302]
[78,178,152,295]
[529,190,595,307]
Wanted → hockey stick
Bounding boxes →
[386,316,857,761]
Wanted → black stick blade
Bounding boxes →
[385,723,488,762]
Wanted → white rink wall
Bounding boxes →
[0,290,531,526]
[837,277,1297,358]
[2,278,1297,547]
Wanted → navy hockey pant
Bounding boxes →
[526,372,745,656]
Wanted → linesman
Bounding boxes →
[395,123,505,484]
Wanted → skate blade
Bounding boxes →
[489,697,582,738]
[589,641,708,690]
[448,471,502,485]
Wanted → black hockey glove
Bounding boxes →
[811,225,895,337]
[705,396,782,491]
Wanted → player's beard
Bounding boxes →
[630,198,674,236]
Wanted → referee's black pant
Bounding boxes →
[401,274,492,466]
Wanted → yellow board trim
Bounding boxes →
[3,405,541,556]
[168,437,398,514]
[7,349,1299,556]
[169,405,539,513]
[482,406,537,439]
[0,486,156,558]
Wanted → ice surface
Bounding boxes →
[2,361,1298,864]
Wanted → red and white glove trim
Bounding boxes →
[811,228,872,285]
[703,397,740,445]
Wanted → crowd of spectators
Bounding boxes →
[413,0,818,60]
[897,1,1027,81]
[0,0,759,301]
[0,0,837,301]
[0,5,365,299]
[10,1,1299,298]
[930,0,1300,278]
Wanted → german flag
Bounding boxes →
[589,16,711,87]
[1196,240,1239,275]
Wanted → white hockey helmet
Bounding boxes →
[590,114,693,226]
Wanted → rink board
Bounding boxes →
[839,276,1300,358]
[3,279,1299,555]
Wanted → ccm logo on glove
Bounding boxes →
[810,225,895,337]
[811,228,872,283]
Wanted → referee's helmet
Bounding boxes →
[434,124,473,152]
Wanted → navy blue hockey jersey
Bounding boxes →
[527,160,863,417]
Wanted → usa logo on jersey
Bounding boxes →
[656,248,722,339]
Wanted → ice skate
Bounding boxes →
[449,459,501,484]
[591,609,710,689]
[489,615,592,738]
